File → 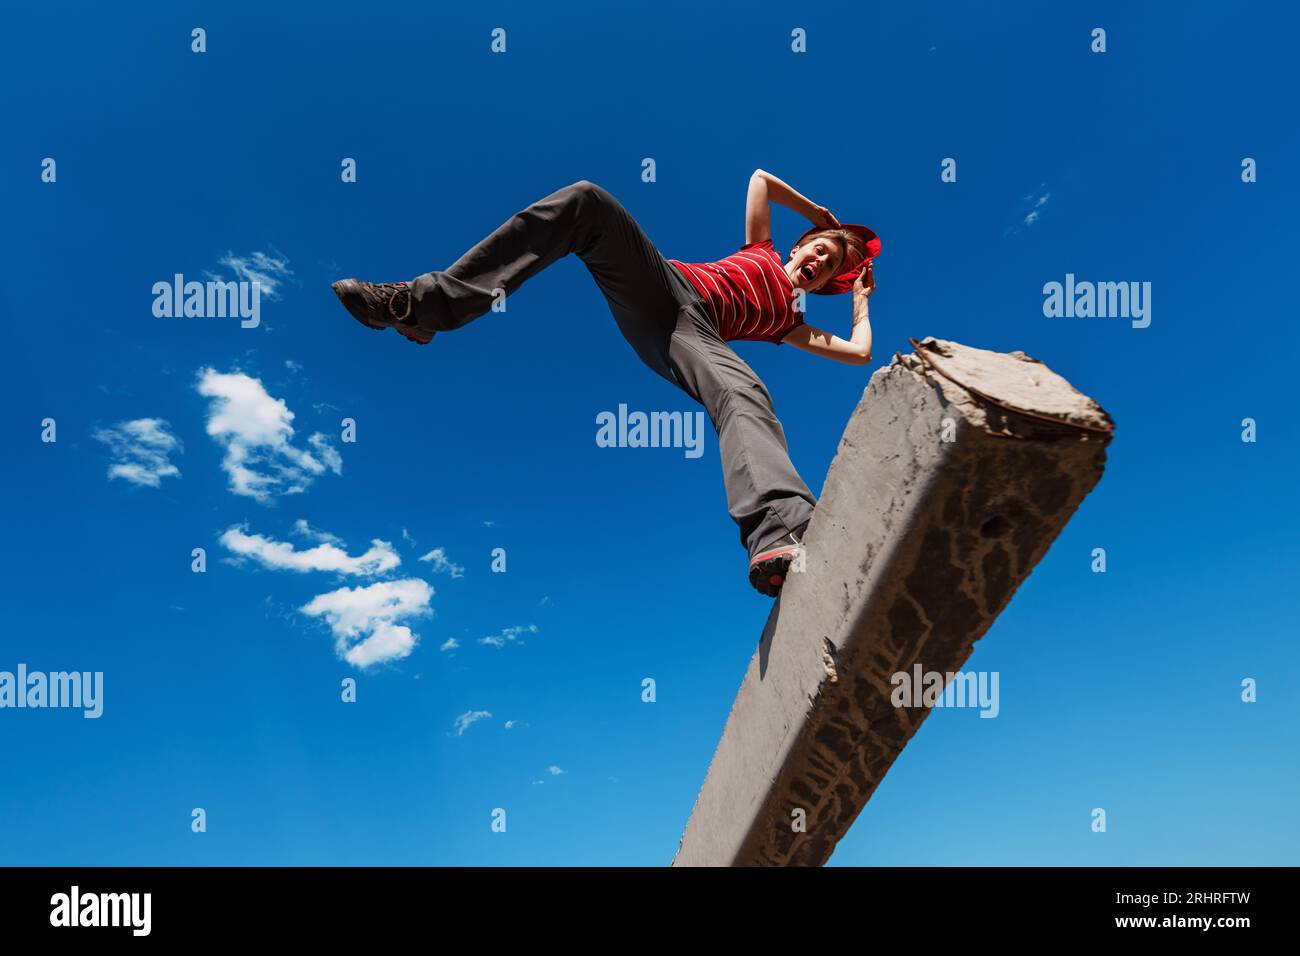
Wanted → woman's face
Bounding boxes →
[786,236,847,292]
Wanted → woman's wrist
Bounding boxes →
[786,190,817,220]
[763,172,817,219]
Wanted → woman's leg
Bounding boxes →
[384,180,816,584]
[667,308,818,563]
[408,180,685,382]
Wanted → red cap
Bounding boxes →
[793,223,882,295]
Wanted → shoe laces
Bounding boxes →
[376,282,412,323]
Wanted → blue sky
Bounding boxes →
[1,1,1297,866]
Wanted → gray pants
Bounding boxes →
[409,180,816,558]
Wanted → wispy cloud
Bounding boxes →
[439,637,460,652]
[1022,186,1051,227]
[452,710,492,736]
[214,249,293,301]
[93,417,182,488]
[532,767,564,785]
[479,624,539,648]
[291,518,344,547]
[220,524,399,576]
[419,546,465,579]
[300,578,433,669]
[1003,185,1052,238]
[196,368,342,503]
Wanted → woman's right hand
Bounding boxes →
[809,204,840,229]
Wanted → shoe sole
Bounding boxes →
[748,544,802,597]
[395,324,434,345]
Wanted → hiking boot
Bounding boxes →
[748,523,809,597]
[331,279,434,344]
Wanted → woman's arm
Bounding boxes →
[780,264,875,365]
[745,169,839,245]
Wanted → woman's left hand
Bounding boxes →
[853,261,875,297]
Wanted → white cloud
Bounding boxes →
[419,546,465,579]
[547,765,564,776]
[220,524,399,576]
[440,637,460,652]
[452,710,492,737]
[478,624,539,648]
[217,249,293,300]
[93,418,182,488]
[503,720,517,729]
[196,368,342,503]
[300,578,433,668]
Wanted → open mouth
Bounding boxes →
[799,264,816,281]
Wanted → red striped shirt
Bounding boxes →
[668,239,803,344]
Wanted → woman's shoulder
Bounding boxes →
[736,237,784,268]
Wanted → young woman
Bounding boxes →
[331,169,881,596]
